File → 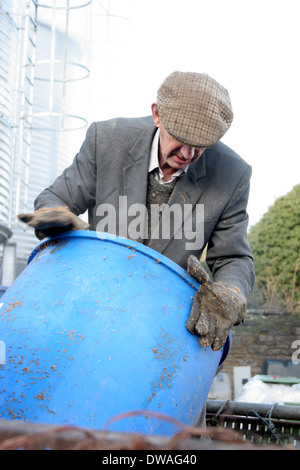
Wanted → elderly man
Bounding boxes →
[19,71,255,352]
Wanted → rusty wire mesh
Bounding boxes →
[0,409,260,450]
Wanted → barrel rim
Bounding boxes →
[28,230,200,289]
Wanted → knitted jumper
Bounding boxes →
[144,172,175,245]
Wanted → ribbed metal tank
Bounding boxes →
[0,2,89,275]
[11,22,86,267]
[0,1,19,226]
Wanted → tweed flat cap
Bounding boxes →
[157,71,233,148]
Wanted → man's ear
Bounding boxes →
[151,103,161,128]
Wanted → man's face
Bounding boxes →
[151,104,206,172]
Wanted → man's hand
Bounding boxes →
[18,206,90,240]
[186,255,246,351]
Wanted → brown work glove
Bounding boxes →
[186,255,246,351]
[18,206,90,240]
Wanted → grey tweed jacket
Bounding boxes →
[35,116,255,298]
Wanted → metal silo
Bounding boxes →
[0,0,91,282]
[0,1,20,226]
[0,0,23,283]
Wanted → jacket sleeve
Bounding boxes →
[34,123,97,215]
[205,165,255,299]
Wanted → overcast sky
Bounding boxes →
[70,0,300,227]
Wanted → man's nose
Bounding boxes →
[180,145,195,159]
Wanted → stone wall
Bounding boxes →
[222,310,300,386]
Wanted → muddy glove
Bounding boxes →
[18,206,90,240]
[186,255,246,351]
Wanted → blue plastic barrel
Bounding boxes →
[0,231,230,435]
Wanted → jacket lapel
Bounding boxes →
[123,125,157,205]
[120,126,156,239]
